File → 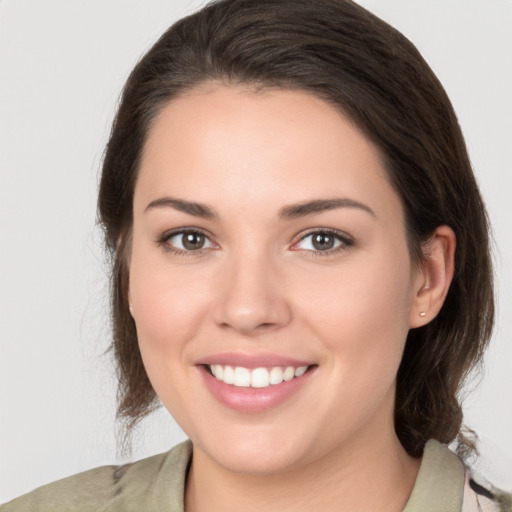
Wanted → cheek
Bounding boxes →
[128,246,213,362]
[128,255,212,424]
[298,252,413,379]
[301,259,414,435]
[302,250,411,319]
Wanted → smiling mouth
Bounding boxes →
[205,364,315,388]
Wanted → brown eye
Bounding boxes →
[166,231,214,252]
[311,233,336,251]
[294,230,353,253]
[182,232,205,250]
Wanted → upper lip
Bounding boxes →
[196,352,314,369]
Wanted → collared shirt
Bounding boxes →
[1,439,509,511]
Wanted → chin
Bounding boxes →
[214,445,305,475]
[193,424,315,475]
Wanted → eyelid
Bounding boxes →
[156,227,218,255]
[156,226,354,256]
[290,228,355,253]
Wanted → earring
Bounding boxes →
[419,312,427,317]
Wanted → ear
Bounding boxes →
[409,225,456,328]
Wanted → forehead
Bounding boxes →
[135,84,402,223]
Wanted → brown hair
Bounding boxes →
[98,0,494,457]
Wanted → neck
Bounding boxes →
[185,415,421,512]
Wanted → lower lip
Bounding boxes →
[198,366,315,413]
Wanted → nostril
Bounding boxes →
[258,322,277,329]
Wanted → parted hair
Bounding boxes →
[98,0,494,457]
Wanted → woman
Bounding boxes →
[2,0,510,510]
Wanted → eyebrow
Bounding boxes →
[278,198,376,219]
[144,197,218,219]
[144,196,376,220]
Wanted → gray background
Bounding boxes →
[1,0,511,502]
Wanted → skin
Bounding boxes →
[128,84,455,512]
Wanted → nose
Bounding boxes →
[212,252,292,336]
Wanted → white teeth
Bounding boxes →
[223,365,235,384]
[208,364,310,388]
[211,365,223,380]
[295,366,308,377]
[233,367,251,387]
[269,367,284,385]
[251,368,270,388]
[283,366,295,381]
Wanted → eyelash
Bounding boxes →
[156,228,355,257]
[292,228,355,257]
[156,228,215,258]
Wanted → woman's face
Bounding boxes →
[129,84,424,474]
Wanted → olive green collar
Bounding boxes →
[168,439,465,512]
[403,439,464,512]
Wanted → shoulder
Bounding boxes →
[463,474,512,512]
[0,440,192,512]
[404,440,511,512]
